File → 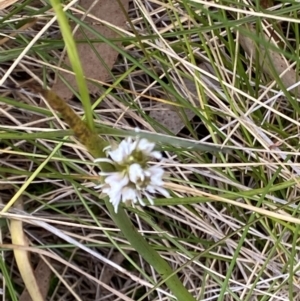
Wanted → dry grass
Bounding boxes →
[1,0,300,300]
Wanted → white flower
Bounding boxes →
[105,137,162,165]
[94,137,169,213]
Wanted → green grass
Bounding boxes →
[1,0,300,300]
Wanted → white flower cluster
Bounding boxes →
[95,137,169,213]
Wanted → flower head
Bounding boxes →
[107,137,162,166]
[95,137,169,213]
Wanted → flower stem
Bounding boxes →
[107,203,197,301]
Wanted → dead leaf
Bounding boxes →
[0,184,14,190]
[149,103,195,134]
[20,259,52,301]
[239,25,300,96]
[52,0,129,100]
[269,140,283,149]
[100,251,130,295]
[0,0,18,9]
[150,62,220,134]
[259,0,274,8]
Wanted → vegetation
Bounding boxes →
[1,0,300,300]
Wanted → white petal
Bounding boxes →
[94,158,114,164]
[103,145,111,152]
[102,172,130,213]
[106,188,121,202]
[137,138,155,155]
[150,151,162,159]
[137,194,146,206]
[144,170,152,179]
[109,190,122,213]
[108,139,127,162]
[102,187,111,194]
[147,166,165,186]
[148,165,164,178]
[128,163,145,183]
[112,203,119,213]
[105,172,129,187]
[98,171,116,176]
[154,186,170,198]
[149,177,164,187]
[122,186,138,203]
[108,148,125,163]
[145,185,156,194]
[121,137,136,158]
[108,138,136,163]
[144,191,154,205]
[94,183,104,190]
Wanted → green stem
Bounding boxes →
[106,202,196,301]
[49,0,94,131]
